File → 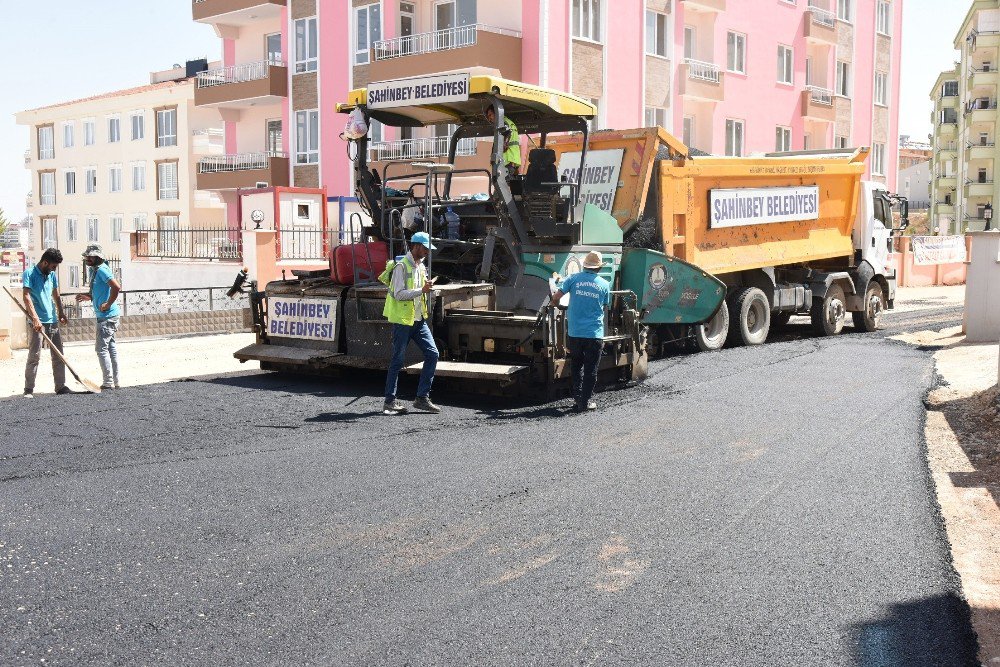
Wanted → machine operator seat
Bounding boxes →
[523,148,559,193]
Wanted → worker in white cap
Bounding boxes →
[550,250,611,411]
[76,243,121,390]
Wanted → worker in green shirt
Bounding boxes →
[486,105,521,179]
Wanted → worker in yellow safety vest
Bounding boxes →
[486,105,521,179]
[382,232,441,415]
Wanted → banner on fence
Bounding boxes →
[911,235,967,265]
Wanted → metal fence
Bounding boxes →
[685,58,721,83]
[60,286,250,320]
[196,60,285,88]
[277,228,335,261]
[197,152,284,173]
[372,24,521,61]
[807,86,834,106]
[368,136,478,162]
[80,257,123,286]
[807,4,836,27]
[134,228,242,261]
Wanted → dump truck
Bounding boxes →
[545,129,907,353]
[234,70,724,396]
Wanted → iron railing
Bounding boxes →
[197,152,285,173]
[277,228,334,261]
[373,24,521,61]
[60,286,250,319]
[685,58,721,83]
[368,136,478,162]
[134,228,243,260]
[807,86,834,105]
[196,60,285,88]
[807,3,836,27]
[80,258,122,286]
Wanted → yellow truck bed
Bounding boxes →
[547,128,867,277]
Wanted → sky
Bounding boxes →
[0,0,968,223]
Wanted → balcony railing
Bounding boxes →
[196,60,285,88]
[939,141,958,151]
[135,228,242,261]
[198,152,286,173]
[368,136,477,162]
[373,24,522,61]
[807,86,834,106]
[967,140,995,148]
[965,98,997,114]
[807,3,836,27]
[685,58,721,83]
[277,228,334,261]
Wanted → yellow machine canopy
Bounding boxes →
[336,68,597,130]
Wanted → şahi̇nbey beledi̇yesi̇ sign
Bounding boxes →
[268,297,337,341]
[709,185,820,229]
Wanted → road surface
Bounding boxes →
[0,305,978,666]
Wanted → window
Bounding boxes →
[69,266,80,289]
[777,45,794,85]
[110,215,123,241]
[836,135,849,148]
[646,10,667,57]
[942,80,958,97]
[37,126,54,160]
[296,16,319,70]
[265,32,282,62]
[876,1,891,35]
[86,216,99,242]
[725,119,744,157]
[64,170,76,195]
[156,108,177,147]
[727,32,746,74]
[84,119,95,146]
[157,161,179,200]
[872,142,885,175]
[42,218,57,248]
[776,126,792,152]
[644,107,668,129]
[39,172,56,205]
[266,119,283,154]
[836,61,851,97]
[130,111,145,141]
[586,97,601,132]
[683,116,695,147]
[684,26,696,60]
[62,122,74,148]
[107,115,121,143]
[132,161,146,191]
[837,0,851,21]
[109,164,123,193]
[85,167,97,194]
[67,217,79,242]
[572,0,601,42]
[295,109,319,164]
[132,212,149,231]
[352,7,379,66]
[368,118,383,144]
[874,71,888,106]
[940,108,957,124]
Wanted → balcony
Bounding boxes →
[679,59,724,102]
[965,179,995,197]
[937,141,958,156]
[968,66,1000,90]
[970,29,1000,49]
[937,122,958,138]
[196,152,289,191]
[968,143,996,161]
[194,60,287,108]
[966,99,998,123]
[192,128,225,155]
[192,0,285,25]
[936,204,955,215]
[367,136,477,163]
[939,94,959,109]
[681,0,726,12]
[805,4,837,44]
[935,175,958,189]
[370,25,523,81]
[801,87,835,122]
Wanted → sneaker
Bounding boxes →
[383,400,407,415]
[100,384,115,390]
[586,400,597,411]
[23,392,34,399]
[413,396,442,413]
[55,387,73,395]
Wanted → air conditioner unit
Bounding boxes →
[255,181,268,189]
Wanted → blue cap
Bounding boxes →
[410,232,437,250]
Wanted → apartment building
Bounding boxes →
[191,0,902,227]
[16,64,225,289]
[930,1,1000,234]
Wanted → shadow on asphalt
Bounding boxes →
[849,591,979,665]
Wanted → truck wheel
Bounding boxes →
[811,284,846,336]
[852,282,885,332]
[729,287,771,346]
[695,300,729,351]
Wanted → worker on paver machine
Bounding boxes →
[485,104,521,180]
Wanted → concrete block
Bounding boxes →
[964,231,1000,343]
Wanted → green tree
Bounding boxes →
[0,209,8,238]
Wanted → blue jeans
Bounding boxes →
[95,316,120,388]
[385,320,439,402]
[568,336,602,406]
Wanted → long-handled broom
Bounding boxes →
[4,286,102,394]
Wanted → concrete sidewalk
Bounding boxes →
[0,332,256,399]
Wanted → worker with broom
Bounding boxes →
[22,248,70,398]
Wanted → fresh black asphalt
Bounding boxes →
[0,306,979,665]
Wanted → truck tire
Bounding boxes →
[811,284,846,336]
[695,300,729,351]
[728,287,771,346]
[852,281,885,332]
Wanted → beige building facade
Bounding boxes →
[16,64,225,289]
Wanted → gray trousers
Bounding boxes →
[25,323,66,393]
[95,317,120,388]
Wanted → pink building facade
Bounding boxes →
[191,0,903,223]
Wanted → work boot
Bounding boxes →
[383,400,407,415]
[413,396,442,413]
[55,387,73,395]
[23,391,34,399]
[586,400,597,411]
